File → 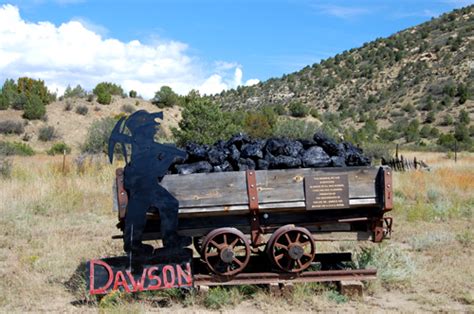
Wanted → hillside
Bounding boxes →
[0,97,181,153]
[212,6,474,146]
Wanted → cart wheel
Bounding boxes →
[266,225,315,273]
[201,227,250,276]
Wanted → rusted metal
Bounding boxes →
[382,167,393,211]
[194,269,377,286]
[115,168,128,219]
[266,225,315,273]
[201,227,251,276]
[246,170,263,247]
[372,219,384,243]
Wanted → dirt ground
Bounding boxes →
[0,152,472,312]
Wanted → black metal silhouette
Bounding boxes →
[108,110,190,255]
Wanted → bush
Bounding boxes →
[272,119,319,139]
[273,104,286,115]
[152,86,182,108]
[93,82,124,97]
[172,99,241,146]
[0,93,9,110]
[289,101,309,117]
[96,92,111,105]
[129,90,137,98]
[0,120,24,135]
[243,112,273,138]
[0,141,35,156]
[361,142,394,162]
[81,117,118,154]
[64,84,87,98]
[309,108,320,119]
[47,142,71,155]
[120,104,136,114]
[64,101,73,111]
[17,77,53,106]
[38,125,58,141]
[23,94,46,120]
[75,105,89,115]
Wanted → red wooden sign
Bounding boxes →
[87,249,193,295]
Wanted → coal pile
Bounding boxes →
[170,132,371,175]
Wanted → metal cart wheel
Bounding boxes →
[201,227,251,276]
[266,224,315,273]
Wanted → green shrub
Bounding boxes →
[152,86,183,108]
[75,105,89,115]
[361,142,394,162]
[272,119,319,139]
[0,79,18,109]
[81,117,118,154]
[243,112,273,138]
[0,120,24,135]
[64,84,87,98]
[38,125,58,141]
[23,94,46,120]
[129,90,137,98]
[309,108,320,119]
[0,93,9,110]
[96,92,111,105]
[288,101,309,117]
[47,142,71,155]
[0,141,35,156]
[93,82,124,96]
[17,77,53,106]
[356,244,415,288]
[172,99,241,146]
[273,104,286,115]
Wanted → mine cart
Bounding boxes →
[114,166,393,276]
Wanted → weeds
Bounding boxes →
[0,157,12,178]
[409,232,454,251]
[355,244,415,288]
[0,120,24,135]
[0,141,35,156]
[38,125,58,142]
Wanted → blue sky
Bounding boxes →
[0,0,471,97]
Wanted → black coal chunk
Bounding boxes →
[185,143,208,161]
[241,142,264,159]
[238,158,256,171]
[265,138,302,157]
[301,146,331,167]
[330,156,346,167]
[257,159,270,170]
[299,139,317,149]
[313,132,342,157]
[226,133,250,149]
[176,161,213,174]
[207,147,227,165]
[268,155,301,169]
[213,161,233,172]
[342,142,371,166]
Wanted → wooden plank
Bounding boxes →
[161,167,379,209]
[177,198,377,216]
[161,171,248,208]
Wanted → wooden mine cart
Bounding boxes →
[114,166,393,276]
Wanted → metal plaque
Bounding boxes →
[304,174,350,210]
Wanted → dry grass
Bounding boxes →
[0,152,472,312]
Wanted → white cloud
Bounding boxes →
[0,4,258,98]
[315,4,371,19]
